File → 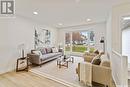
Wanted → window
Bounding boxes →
[122,28,130,63]
[65,31,95,53]
[65,33,71,51]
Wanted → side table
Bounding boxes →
[16,57,29,72]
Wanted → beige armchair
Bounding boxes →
[92,64,112,87]
[76,61,112,87]
[76,52,114,87]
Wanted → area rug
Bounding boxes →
[30,56,86,87]
[30,56,106,87]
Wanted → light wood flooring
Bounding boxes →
[0,71,68,87]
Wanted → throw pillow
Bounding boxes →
[91,56,101,65]
[46,47,52,53]
[94,49,99,54]
[41,48,46,55]
[52,47,55,53]
[33,51,42,56]
[55,48,58,52]
[52,47,58,53]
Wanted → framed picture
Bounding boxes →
[34,28,51,49]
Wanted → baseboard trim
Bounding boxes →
[30,69,82,87]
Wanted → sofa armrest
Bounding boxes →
[92,64,112,86]
[27,53,41,64]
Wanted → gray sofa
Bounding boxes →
[27,47,63,66]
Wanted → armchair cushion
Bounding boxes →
[100,61,110,67]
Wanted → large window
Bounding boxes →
[122,28,130,63]
[65,31,95,53]
[65,33,71,51]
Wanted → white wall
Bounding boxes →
[0,15,58,74]
[58,22,106,53]
[112,51,128,87]
[111,3,130,53]
[106,12,112,58]
[106,2,130,87]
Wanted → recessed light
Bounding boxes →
[123,17,130,20]
[33,12,38,15]
[58,23,63,26]
[86,19,92,22]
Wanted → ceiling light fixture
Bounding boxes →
[86,19,92,22]
[33,12,38,15]
[123,17,130,20]
[58,23,63,26]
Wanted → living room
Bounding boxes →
[0,0,130,87]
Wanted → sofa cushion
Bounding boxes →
[55,52,62,56]
[41,52,62,60]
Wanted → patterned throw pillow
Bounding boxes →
[94,49,99,54]
[46,47,52,53]
[41,48,46,55]
[36,47,46,55]
[91,58,101,65]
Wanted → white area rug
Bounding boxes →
[31,56,85,87]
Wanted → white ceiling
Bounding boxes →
[16,0,129,29]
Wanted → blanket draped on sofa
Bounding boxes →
[80,62,92,86]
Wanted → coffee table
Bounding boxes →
[57,55,74,68]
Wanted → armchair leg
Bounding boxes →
[78,78,80,81]
[105,85,108,87]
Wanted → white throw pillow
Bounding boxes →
[52,47,58,53]
[33,51,42,56]
[55,48,58,52]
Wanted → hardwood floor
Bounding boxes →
[0,71,68,87]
